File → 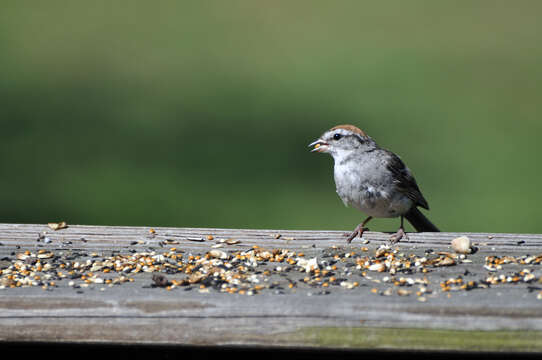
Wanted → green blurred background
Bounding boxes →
[1,1,541,233]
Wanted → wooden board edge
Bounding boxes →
[283,326,542,352]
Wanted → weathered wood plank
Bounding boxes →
[0,223,539,250]
[1,223,542,352]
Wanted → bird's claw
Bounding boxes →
[346,225,369,243]
[389,228,408,244]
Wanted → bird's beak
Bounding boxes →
[308,139,329,153]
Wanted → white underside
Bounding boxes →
[333,153,413,218]
[344,189,412,218]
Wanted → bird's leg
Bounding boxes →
[389,216,409,244]
[346,216,373,243]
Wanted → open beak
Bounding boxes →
[308,139,329,153]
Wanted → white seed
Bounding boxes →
[220,238,240,245]
[368,263,386,272]
[451,236,472,254]
[90,264,104,272]
[382,288,393,296]
[340,281,355,289]
[375,246,389,258]
[297,257,319,273]
[16,253,29,260]
[208,250,228,259]
[397,289,411,296]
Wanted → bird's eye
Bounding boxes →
[333,133,342,140]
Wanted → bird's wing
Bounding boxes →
[384,150,429,210]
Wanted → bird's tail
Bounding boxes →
[405,207,440,232]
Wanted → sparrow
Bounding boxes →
[309,124,439,243]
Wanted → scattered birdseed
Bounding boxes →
[1,240,541,301]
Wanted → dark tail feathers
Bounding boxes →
[405,207,440,232]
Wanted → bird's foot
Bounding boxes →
[346,224,369,243]
[389,227,408,244]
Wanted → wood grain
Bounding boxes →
[1,223,542,352]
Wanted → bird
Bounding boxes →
[309,124,439,243]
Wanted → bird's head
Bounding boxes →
[308,124,376,158]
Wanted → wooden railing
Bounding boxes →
[1,223,542,353]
